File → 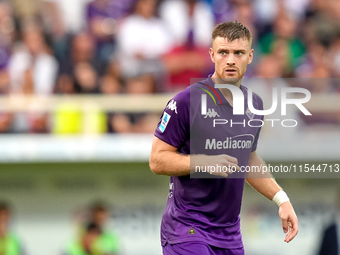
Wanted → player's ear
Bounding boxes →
[209,48,215,63]
[248,49,254,65]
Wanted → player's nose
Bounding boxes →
[226,54,236,65]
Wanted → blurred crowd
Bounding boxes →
[0,0,340,134]
[64,202,120,255]
[0,200,121,255]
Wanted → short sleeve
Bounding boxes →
[154,91,190,148]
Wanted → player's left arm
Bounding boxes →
[245,151,298,243]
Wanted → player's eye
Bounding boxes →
[220,51,227,55]
[235,52,243,56]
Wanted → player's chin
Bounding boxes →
[221,76,241,84]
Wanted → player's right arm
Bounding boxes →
[149,136,190,176]
[149,136,240,177]
[150,91,239,177]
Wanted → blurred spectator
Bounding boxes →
[13,0,90,39]
[256,54,284,78]
[56,74,76,94]
[74,62,99,94]
[99,74,122,133]
[0,202,24,255]
[116,0,172,83]
[53,33,109,135]
[0,69,10,94]
[9,24,58,95]
[328,35,340,79]
[2,0,340,134]
[108,74,159,133]
[125,74,155,94]
[254,0,279,25]
[305,0,340,48]
[86,0,134,62]
[0,112,13,133]
[42,0,92,35]
[283,0,311,21]
[88,202,120,255]
[160,0,214,91]
[254,0,310,25]
[11,0,40,25]
[109,113,133,133]
[229,0,258,43]
[258,11,305,76]
[99,75,121,94]
[247,55,304,135]
[160,0,214,48]
[295,40,336,92]
[207,0,233,24]
[295,41,327,78]
[162,39,212,91]
[318,190,340,255]
[298,78,339,125]
[133,113,161,133]
[0,2,14,70]
[64,222,111,255]
[59,32,106,87]
[7,24,58,133]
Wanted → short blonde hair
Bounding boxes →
[212,21,252,46]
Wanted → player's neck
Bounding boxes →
[211,72,242,107]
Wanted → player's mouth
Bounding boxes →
[225,69,238,74]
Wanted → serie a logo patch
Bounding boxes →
[158,112,171,133]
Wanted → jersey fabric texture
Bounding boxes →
[163,242,245,255]
[154,76,264,249]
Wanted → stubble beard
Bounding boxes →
[219,71,242,86]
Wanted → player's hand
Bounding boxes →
[191,154,240,177]
[278,201,298,243]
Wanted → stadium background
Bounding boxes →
[0,0,340,254]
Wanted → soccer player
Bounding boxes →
[88,202,120,255]
[149,21,298,254]
[0,202,24,255]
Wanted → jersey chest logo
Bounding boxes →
[204,108,220,118]
[246,107,255,119]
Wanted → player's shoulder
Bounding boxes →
[241,85,263,109]
[241,85,263,101]
[170,86,190,103]
[167,79,208,104]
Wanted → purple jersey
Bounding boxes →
[163,242,245,255]
[154,76,263,249]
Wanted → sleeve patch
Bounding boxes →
[158,112,171,133]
